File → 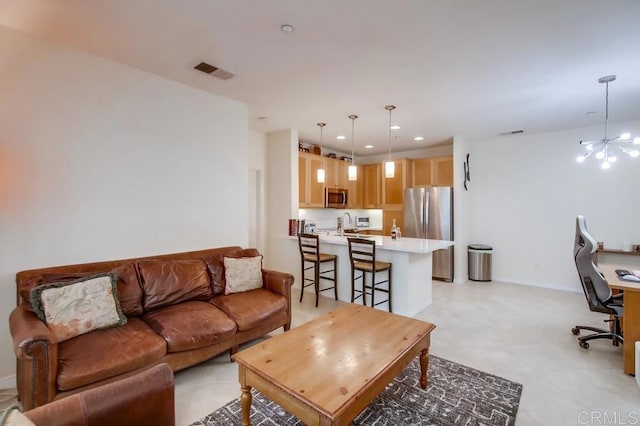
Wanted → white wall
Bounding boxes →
[248,130,267,252]
[0,26,249,380]
[452,135,471,283]
[465,121,640,292]
[264,129,299,275]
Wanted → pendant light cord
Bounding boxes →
[604,81,609,142]
[350,115,357,165]
[388,109,392,160]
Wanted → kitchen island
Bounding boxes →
[290,234,453,317]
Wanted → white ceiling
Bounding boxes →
[2,0,640,155]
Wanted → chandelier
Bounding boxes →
[576,75,639,169]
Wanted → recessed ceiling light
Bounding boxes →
[586,111,596,115]
[390,125,401,130]
[336,135,346,140]
[414,136,424,141]
[280,24,294,33]
[365,145,374,149]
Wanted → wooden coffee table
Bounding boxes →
[232,304,436,425]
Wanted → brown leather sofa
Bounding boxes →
[9,247,294,410]
[24,363,175,426]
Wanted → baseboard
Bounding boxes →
[0,374,16,390]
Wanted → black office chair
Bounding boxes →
[571,215,623,349]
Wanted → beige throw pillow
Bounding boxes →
[30,273,127,342]
[223,256,263,294]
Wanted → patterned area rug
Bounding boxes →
[191,355,523,426]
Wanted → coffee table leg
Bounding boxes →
[241,385,252,426]
[419,348,429,389]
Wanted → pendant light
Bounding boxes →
[316,122,326,183]
[384,105,396,178]
[348,115,358,181]
[576,75,639,169]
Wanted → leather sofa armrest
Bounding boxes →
[9,306,58,410]
[262,269,294,297]
[262,269,294,331]
[25,363,175,426]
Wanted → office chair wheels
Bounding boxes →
[571,327,580,335]
[579,340,589,349]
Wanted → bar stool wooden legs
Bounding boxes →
[298,233,338,307]
[347,237,392,313]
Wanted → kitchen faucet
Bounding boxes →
[338,212,352,236]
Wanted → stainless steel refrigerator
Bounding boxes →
[404,187,454,282]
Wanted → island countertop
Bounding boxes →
[288,234,453,254]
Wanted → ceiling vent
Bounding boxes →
[194,62,234,80]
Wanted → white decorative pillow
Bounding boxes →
[30,273,127,342]
[223,256,263,294]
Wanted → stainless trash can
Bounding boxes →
[468,244,492,281]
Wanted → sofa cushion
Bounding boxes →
[211,288,287,331]
[30,274,127,343]
[18,263,143,317]
[142,301,237,352]
[203,248,260,296]
[138,259,211,311]
[224,255,263,294]
[57,317,166,391]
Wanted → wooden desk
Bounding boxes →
[600,264,640,376]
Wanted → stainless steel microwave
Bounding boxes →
[325,188,348,208]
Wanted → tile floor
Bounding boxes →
[175,281,640,426]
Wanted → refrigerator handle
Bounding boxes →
[423,192,429,237]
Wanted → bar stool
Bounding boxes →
[297,233,338,307]
[347,237,392,312]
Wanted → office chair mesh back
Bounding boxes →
[574,215,613,312]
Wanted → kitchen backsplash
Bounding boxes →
[299,209,383,230]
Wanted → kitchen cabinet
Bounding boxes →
[324,157,339,188]
[362,163,382,208]
[342,163,362,208]
[298,152,325,208]
[382,159,410,208]
[358,229,383,236]
[383,208,404,237]
[433,156,453,186]
[410,155,453,187]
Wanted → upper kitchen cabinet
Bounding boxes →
[362,163,382,208]
[344,164,362,209]
[324,157,339,188]
[382,158,410,208]
[433,156,453,186]
[410,155,453,187]
[299,152,324,208]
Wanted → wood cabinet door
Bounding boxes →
[383,208,404,237]
[299,153,325,208]
[382,159,408,207]
[324,157,339,189]
[308,156,325,207]
[433,156,453,186]
[411,157,433,187]
[298,155,308,206]
[346,164,362,208]
[362,164,382,208]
